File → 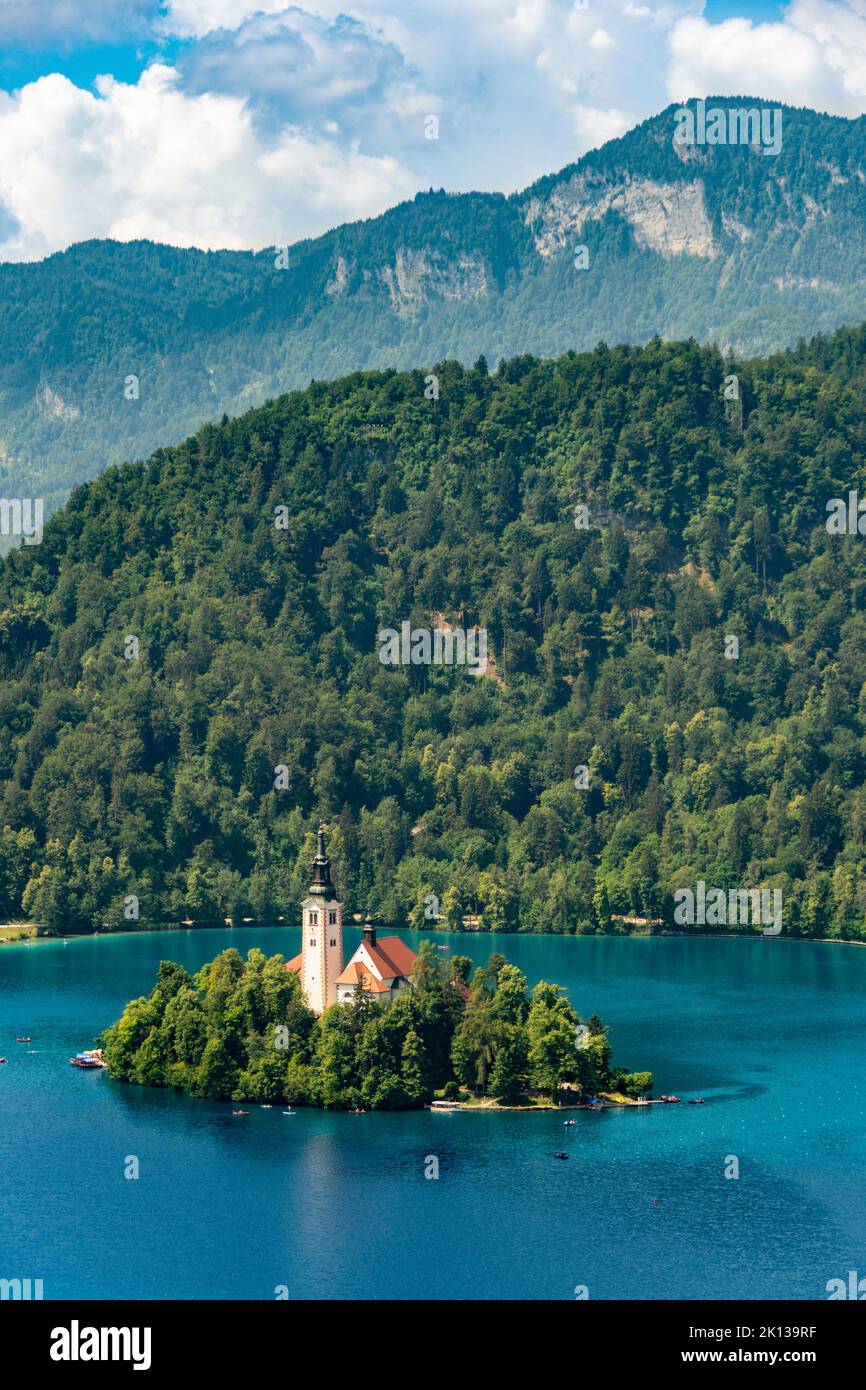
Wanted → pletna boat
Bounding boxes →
[70,1049,106,1068]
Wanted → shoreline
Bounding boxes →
[437,1093,656,1113]
[4,922,866,950]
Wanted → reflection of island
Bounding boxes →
[101,836,652,1111]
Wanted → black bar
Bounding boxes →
[2,1298,862,1375]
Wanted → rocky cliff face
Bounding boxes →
[522,173,717,261]
[379,248,489,315]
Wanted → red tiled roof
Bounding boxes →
[285,935,417,988]
[335,961,390,993]
[366,936,417,980]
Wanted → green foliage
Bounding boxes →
[3,325,866,938]
[527,982,580,1097]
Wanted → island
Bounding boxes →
[100,941,652,1110]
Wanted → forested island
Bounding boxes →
[3,330,866,939]
[101,942,651,1109]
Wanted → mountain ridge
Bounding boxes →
[2,98,866,517]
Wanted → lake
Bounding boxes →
[1,928,864,1300]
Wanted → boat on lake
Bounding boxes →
[70,1049,106,1069]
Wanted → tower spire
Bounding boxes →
[309,825,334,896]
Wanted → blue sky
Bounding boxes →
[0,1,862,261]
[705,0,786,17]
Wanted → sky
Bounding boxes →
[0,0,864,261]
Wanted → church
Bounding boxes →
[285,828,417,1015]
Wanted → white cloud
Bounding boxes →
[159,0,288,40]
[590,28,615,50]
[163,1,694,189]
[0,65,415,260]
[668,3,866,112]
[0,0,155,45]
[572,103,633,149]
[6,1,866,260]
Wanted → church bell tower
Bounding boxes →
[300,828,343,1015]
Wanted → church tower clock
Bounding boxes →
[300,828,343,1015]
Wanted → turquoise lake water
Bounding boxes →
[1,928,864,1300]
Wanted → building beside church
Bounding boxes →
[334,926,417,1007]
[285,829,417,1015]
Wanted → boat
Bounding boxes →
[260,1104,272,1109]
[70,1049,106,1069]
[0,1057,6,1064]
[430,1099,462,1111]
[281,1110,295,1116]
[553,1151,569,1160]
[16,1036,31,1042]
[232,1109,249,1116]
[688,1098,705,1105]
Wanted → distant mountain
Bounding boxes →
[3,98,866,515]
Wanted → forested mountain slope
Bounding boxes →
[2,328,866,936]
[3,99,866,514]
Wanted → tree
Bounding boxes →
[451,994,502,1094]
[401,1028,432,1104]
[490,963,529,1025]
[489,1024,528,1103]
[449,955,473,986]
[526,982,578,1098]
[194,1036,240,1099]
